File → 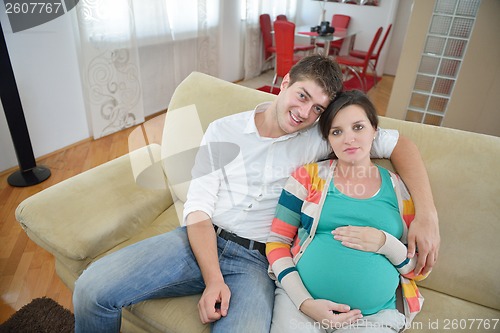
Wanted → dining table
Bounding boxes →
[296,26,360,57]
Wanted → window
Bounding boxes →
[83,0,218,44]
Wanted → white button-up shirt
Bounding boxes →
[183,103,398,242]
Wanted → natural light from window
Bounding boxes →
[85,0,220,44]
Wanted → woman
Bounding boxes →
[266,90,428,332]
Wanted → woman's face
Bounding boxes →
[327,104,377,166]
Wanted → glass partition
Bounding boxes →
[405,0,481,126]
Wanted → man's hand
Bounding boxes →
[299,298,362,328]
[198,280,231,324]
[407,211,440,276]
[389,134,440,276]
[332,226,385,253]
[186,213,230,324]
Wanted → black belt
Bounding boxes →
[213,225,266,257]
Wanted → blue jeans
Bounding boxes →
[73,227,275,333]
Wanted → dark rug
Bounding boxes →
[0,297,74,333]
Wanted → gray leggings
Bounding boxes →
[271,285,406,333]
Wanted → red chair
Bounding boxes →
[335,26,383,92]
[349,24,392,86]
[316,14,351,56]
[259,14,314,69]
[259,14,276,64]
[276,14,288,21]
[272,20,303,88]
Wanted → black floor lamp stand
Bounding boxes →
[0,21,50,187]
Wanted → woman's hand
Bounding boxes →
[332,226,385,252]
[300,298,362,329]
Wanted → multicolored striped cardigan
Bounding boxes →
[266,159,428,326]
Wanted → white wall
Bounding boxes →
[384,0,412,75]
[0,6,89,173]
[295,0,399,77]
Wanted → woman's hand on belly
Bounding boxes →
[299,298,363,328]
[332,226,385,252]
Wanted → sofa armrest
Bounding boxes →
[16,144,173,261]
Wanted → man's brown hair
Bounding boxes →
[288,54,343,101]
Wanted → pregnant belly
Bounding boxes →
[296,234,400,315]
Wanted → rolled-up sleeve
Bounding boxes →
[182,124,221,225]
[370,128,399,159]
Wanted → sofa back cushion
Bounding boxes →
[376,117,500,311]
[168,72,276,133]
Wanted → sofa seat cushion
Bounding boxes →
[53,202,182,280]
[16,145,172,261]
[126,296,209,333]
[95,203,181,258]
[406,288,500,332]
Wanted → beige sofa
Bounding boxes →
[16,72,500,332]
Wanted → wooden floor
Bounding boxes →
[366,75,394,117]
[0,127,138,322]
[0,74,393,323]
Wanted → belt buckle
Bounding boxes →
[214,224,222,236]
[227,231,238,242]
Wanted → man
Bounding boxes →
[73,55,439,332]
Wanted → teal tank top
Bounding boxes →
[296,166,403,315]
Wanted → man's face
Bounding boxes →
[275,74,331,135]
